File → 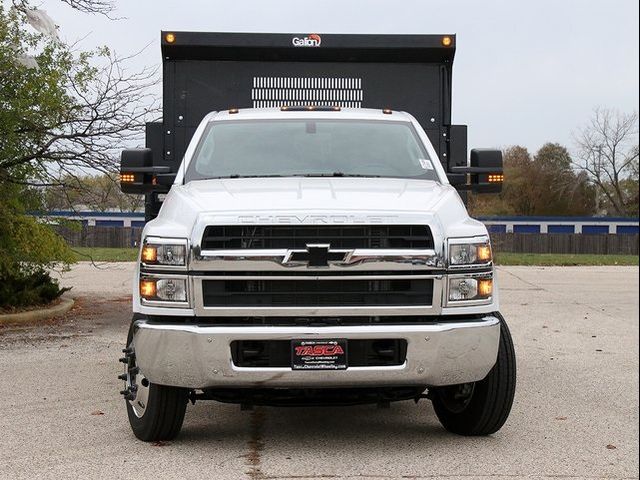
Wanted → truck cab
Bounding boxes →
[118,32,515,441]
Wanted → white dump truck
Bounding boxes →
[118,32,515,441]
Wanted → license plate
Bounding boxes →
[291,339,348,370]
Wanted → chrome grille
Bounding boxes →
[202,278,433,307]
[201,225,433,250]
[193,224,442,317]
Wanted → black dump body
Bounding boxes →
[145,32,468,218]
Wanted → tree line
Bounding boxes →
[43,108,639,218]
[470,109,638,218]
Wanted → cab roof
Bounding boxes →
[208,107,416,123]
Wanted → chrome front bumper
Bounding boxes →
[132,315,501,389]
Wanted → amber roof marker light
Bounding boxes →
[165,33,176,43]
[441,36,453,47]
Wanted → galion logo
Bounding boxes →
[292,34,322,47]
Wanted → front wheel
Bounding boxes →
[121,322,188,442]
[431,314,516,436]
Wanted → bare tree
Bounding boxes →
[574,108,639,216]
[12,0,115,17]
[1,2,157,217]
[44,173,144,212]
[0,44,159,186]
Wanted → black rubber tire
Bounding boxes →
[124,321,189,442]
[431,314,516,436]
[126,383,189,442]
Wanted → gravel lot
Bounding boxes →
[1,264,638,480]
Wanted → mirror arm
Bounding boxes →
[450,166,502,174]
[154,173,177,186]
[120,166,171,174]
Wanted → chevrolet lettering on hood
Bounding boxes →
[237,214,396,224]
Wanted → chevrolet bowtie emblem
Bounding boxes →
[284,244,351,267]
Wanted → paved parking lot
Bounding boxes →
[1,264,638,480]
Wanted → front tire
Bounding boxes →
[122,321,188,442]
[431,314,516,436]
[126,382,189,442]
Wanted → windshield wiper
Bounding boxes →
[210,174,288,179]
[292,172,382,178]
[200,173,383,180]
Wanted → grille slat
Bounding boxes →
[201,225,433,250]
[202,279,433,307]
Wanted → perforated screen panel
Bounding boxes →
[252,76,363,108]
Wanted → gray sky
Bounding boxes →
[42,0,639,154]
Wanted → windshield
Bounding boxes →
[185,119,440,181]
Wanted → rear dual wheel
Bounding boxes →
[122,322,189,442]
[431,314,516,436]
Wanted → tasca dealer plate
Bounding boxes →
[291,339,347,370]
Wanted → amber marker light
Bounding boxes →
[442,36,453,47]
[477,245,492,262]
[120,172,135,183]
[140,279,157,299]
[141,245,157,263]
[488,173,504,183]
[478,279,493,297]
[165,33,176,43]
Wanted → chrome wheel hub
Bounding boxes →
[129,372,150,418]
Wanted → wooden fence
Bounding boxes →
[490,233,638,255]
[55,226,639,255]
[55,225,144,249]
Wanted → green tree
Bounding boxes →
[469,143,596,217]
[532,143,595,216]
[0,3,155,307]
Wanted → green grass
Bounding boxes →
[494,253,639,266]
[72,247,138,262]
[70,247,639,266]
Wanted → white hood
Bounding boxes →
[144,177,487,243]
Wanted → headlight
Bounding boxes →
[140,277,188,303]
[448,276,493,303]
[448,237,492,267]
[141,237,187,267]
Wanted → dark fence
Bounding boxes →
[55,226,639,255]
[55,225,144,249]
[490,233,639,255]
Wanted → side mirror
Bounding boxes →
[119,148,175,194]
[447,149,503,194]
